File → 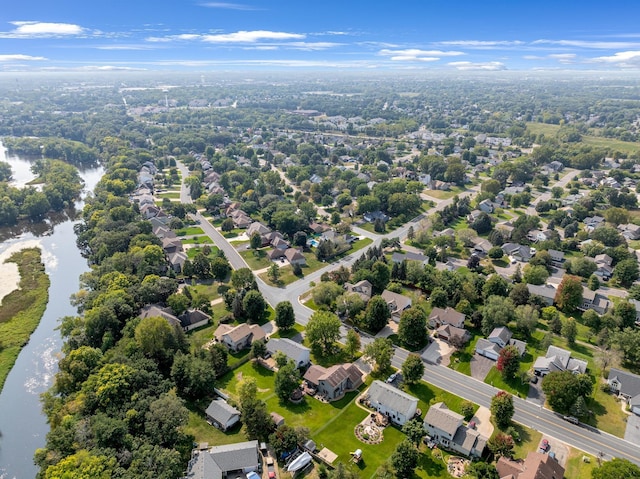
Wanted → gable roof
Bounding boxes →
[179,309,210,328]
[139,304,181,328]
[209,441,259,474]
[380,290,412,313]
[205,399,240,425]
[391,251,429,263]
[215,323,265,344]
[424,402,463,437]
[429,307,465,327]
[475,338,502,356]
[489,326,512,344]
[266,338,310,362]
[608,368,640,398]
[367,380,418,416]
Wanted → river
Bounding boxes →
[0,142,103,479]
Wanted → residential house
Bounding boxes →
[205,399,241,431]
[381,290,413,323]
[303,363,363,401]
[496,220,514,239]
[152,225,177,240]
[478,199,494,214]
[344,280,373,302]
[548,249,565,268]
[584,215,605,232]
[607,368,640,415]
[435,324,470,345]
[246,221,272,245]
[533,345,588,376]
[476,326,526,360]
[428,307,465,329]
[391,251,429,265]
[496,452,565,479]
[474,339,502,361]
[266,338,311,368]
[230,210,252,229]
[168,251,188,273]
[284,248,307,266]
[141,203,163,220]
[580,287,612,315]
[365,380,419,426]
[363,210,390,223]
[620,223,640,241]
[471,237,493,256]
[526,283,557,306]
[423,402,487,458]
[502,243,533,263]
[527,229,556,243]
[214,323,266,352]
[162,236,183,255]
[184,440,260,479]
[179,309,210,332]
[434,228,456,238]
[139,304,181,328]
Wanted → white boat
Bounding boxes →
[287,452,312,472]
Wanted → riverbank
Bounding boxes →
[0,247,50,393]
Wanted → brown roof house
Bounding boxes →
[303,363,363,401]
[214,323,266,353]
[179,309,211,332]
[496,451,565,479]
[139,304,181,328]
[428,307,465,329]
[380,290,412,323]
[423,402,487,459]
[344,280,373,302]
[284,248,306,266]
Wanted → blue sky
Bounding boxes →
[2,0,640,71]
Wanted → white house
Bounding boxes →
[533,345,587,377]
[365,380,418,426]
[607,368,640,415]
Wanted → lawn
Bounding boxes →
[183,236,214,245]
[186,245,220,259]
[183,404,246,446]
[565,448,597,479]
[484,367,530,398]
[448,334,481,377]
[189,280,225,301]
[510,422,543,459]
[270,323,305,339]
[526,122,640,155]
[406,380,479,419]
[240,249,272,270]
[157,191,181,199]
[422,187,464,200]
[176,226,205,236]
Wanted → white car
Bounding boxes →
[386,372,398,383]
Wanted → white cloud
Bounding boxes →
[8,21,84,36]
[242,45,278,51]
[285,41,341,50]
[438,40,524,48]
[379,48,463,62]
[202,30,304,43]
[523,55,543,60]
[448,61,506,71]
[591,51,640,68]
[390,55,440,62]
[199,2,261,10]
[548,53,576,64]
[533,39,640,49]
[95,44,158,50]
[0,54,46,61]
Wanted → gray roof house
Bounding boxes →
[476,326,526,360]
[139,304,181,328]
[391,251,430,265]
[205,399,241,431]
[608,368,640,415]
[381,290,413,323]
[179,309,211,332]
[533,345,588,377]
[365,380,418,426]
[303,363,363,401]
[185,441,260,479]
[423,402,487,458]
[266,338,311,368]
[526,283,557,306]
[580,288,611,315]
[475,339,502,361]
[502,243,533,262]
[344,280,373,302]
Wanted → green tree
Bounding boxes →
[588,274,600,291]
[243,290,266,323]
[515,304,539,338]
[401,354,425,385]
[460,401,475,421]
[144,391,189,447]
[231,267,257,291]
[134,315,180,362]
[275,360,301,402]
[542,371,584,413]
[269,425,300,457]
[171,351,216,400]
[390,440,419,478]
[363,338,394,373]
[250,232,262,250]
[483,275,510,298]
[402,418,425,446]
[466,462,500,479]
[167,292,190,316]
[488,246,504,260]
[555,275,583,313]
[267,263,281,283]
[345,329,361,360]
[497,346,521,381]
[251,339,267,359]
[562,317,578,345]
[398,307,428,350]
[482,296,515,336]
[491,391,514,429]
[275,301,295,331]
[364,295,391,333]
[44,450,117,479]
[592,458,640,479]
[306,311,341,355]
[614,259,640,288]
[523,264,549,285]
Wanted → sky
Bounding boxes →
[3,0,640,72]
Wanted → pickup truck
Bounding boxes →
[266,457,276,479]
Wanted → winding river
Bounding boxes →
[0,143,103,479]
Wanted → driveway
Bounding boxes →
[471,406,494,439]
[527,377,545,406]
[625,413,640,446]
[421,337,455,366]
[469,354,494,381]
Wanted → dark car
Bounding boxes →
[530,376,538,384]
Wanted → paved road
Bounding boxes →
[174,162,640,463]
[525,169,577,217]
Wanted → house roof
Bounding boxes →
[452,426,486,455]
[436,324,468,341]
[139,304,181,328]
[284,248,305,262]
[476,338,501,355]
[367,380,418,417]
[304,363,363,389]
[179,309,210,328]
[526,283,556,300]
[519,452,565,479]
[608,368,640,398]
[209,441,259,474]
[391,251,429,263]
[381,290,412,313]
[489,326,512,344]
[214,323,265,344]
[429,307,465,327]
[424,402,463,437]
[266,338,310,362]
[205,399,240,425]
[247,221,271,237]
[534,345,587,374]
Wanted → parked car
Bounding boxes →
[530,376,538,384]
[563,415,579,425]
[267,457,276,479]
[386,372,398,383]
[538,439,550,453]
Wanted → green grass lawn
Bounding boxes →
[526,122,640,155]
[406,380,479,418]
[189,281,223,301]
[157,191,181,199]
[448,334,481,377]
[186,246,221,259]
[183,403,245,447]
[422,188,462,200]
[176,226,205,236]
[239,249,272,270]
[270,323,305,339]
[183,236,214,245]
[484,367,530,398]
[565,448,597,479]
[510,422,543,459]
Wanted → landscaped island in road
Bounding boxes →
[0,247,49,392]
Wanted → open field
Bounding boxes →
[526,122,640,155]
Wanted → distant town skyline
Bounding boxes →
[3,0,640,72]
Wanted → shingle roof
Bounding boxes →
[423,402,463,437]
[209,441,259,473]
[266,338,310,362]
[367,380,418,417]
[608,368,640,398]
[429,307,465,327]
[489,326,512,344]
[476,338,501,356]
[139,304,181,328]
[205,399,240,425]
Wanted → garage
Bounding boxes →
[475,338,500,361]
